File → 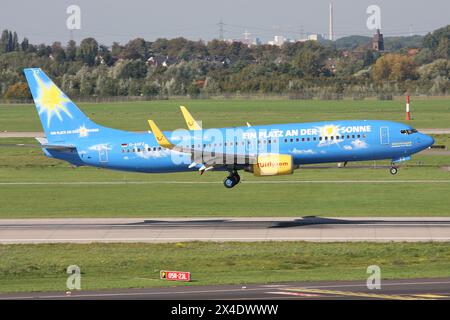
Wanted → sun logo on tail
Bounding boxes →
[33,72,72,127]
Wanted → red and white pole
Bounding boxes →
[406,95,411,121]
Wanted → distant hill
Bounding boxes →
[334,36,371,50]
[334,34,423,51]
[384,35,423,51]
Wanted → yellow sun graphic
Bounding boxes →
[34,74,72,126]
[321,125,338,137]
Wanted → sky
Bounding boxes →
[1,0,449,45]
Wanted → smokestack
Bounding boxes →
[329,2,334,41]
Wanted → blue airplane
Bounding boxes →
[24,68,434,188]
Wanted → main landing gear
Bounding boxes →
[389,165,398,175]
[223,170,241,189]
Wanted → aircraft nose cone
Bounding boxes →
[423,134,434,148]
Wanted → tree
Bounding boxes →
[98,45,114,66]
[187,82,200,98]
[372,53,416,82]
[116,60,147,79]
[123,38,148,60]
[12,32,19,51]
[0,30,12,53]
[51,42,66,62]
[436,37,449,60]
[21,38,29,52]
[4,82,31,99]
[79,38,98,66]
[65,40,77,61]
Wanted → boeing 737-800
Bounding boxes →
[24,68,434,188]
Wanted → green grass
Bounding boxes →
[1,98,450,132]
[1,242,450,293]
[0,138,449,218]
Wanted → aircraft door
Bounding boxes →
[98,144,109,163]
[380,127,390,145]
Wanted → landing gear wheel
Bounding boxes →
[390,167,398,175]
[224,176,238,188]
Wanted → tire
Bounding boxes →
[390,167,398,175]
[224,176,237,188]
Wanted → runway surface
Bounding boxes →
[1,278,450,300]
[1,217,450,243]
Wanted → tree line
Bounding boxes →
[0,25,448,100]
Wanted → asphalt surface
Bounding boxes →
[1,278,450,300]
[1,217,450,243]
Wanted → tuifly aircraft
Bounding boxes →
[24,68,434,188]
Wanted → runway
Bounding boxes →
[1,217,450,243]
[1,278,450,300]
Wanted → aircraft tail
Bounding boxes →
[23,68,103,142]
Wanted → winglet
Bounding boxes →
[180,106,202,130]
[148,120,174,149]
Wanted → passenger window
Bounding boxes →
[302,138,305,142]
[352,135,355,139]
[296,138,299,142]
[336,136,339,140]
[290,139,293,142]
[307,138,310,141]
[319,137,323,141]
[330,136,334,140]
[357,135,360,138]
[325,137,328,140]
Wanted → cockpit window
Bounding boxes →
[400,129,418,135]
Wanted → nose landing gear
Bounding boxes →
[223,170,241,188]
[389,166,398,175]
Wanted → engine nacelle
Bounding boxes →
[246,154,294,176]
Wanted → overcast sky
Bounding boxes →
[1,0,449,45]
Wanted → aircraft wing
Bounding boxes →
[35,137,76,151]
[148,120,256,172]
[180,106,202,131]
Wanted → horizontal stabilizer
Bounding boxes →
[35,137,76,151]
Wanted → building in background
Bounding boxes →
[268,35,287,46]
[372,29,384,51]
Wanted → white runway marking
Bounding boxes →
[0,180,449,186]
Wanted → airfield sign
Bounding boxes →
[160,270,191,282]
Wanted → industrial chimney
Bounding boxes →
[329,2,334,41]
